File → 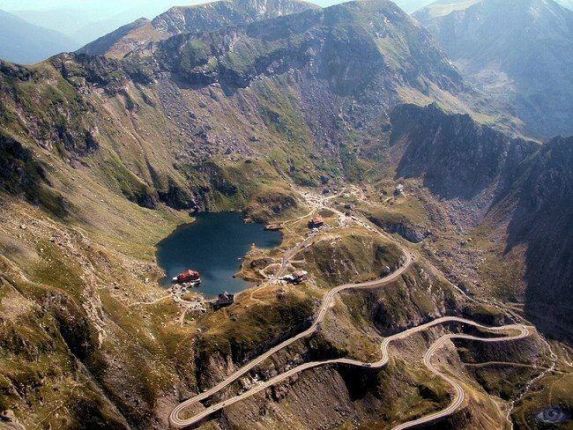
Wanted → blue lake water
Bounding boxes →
[156,212,282,297]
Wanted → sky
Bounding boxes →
[0,0,434,14]
[1,0,208,13]
[0,0,439,49]
[0,0,214,44]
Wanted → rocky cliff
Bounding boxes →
[505,136,573,339]
[387,103,573,340]
[391,103,537,201]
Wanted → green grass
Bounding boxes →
[368,360,450,427]
[32,240,85,300]
[341,262,457,332]
[303,228,404,288]
[0,276,119,428]
[196,292,314,362]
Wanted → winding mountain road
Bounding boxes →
[393,325,530,430]
[169,251,414,427]
[169,189,532,429]
[170,314,530,428]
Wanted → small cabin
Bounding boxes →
[308,215,325,229]
[214,292,235,310]
[281,270,308,284]
[292,271,308,284]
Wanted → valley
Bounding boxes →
[0,0,572,429]
[415,0,573,138]
[165,186,533,429]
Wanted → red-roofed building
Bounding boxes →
[173,270,201,284]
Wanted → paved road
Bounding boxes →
[170,314,530,428]
[169,190,531,429]
[393,325,530,430]
[169,252,414,428]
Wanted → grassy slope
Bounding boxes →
[0,8,564,427]
[0,59,313,428]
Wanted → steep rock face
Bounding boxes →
[0,130,69,218]
[391,103,537,201]
[0,132,48,198]
[156,2,462,91]
[368,215,429,243]
[388,103,573,340]
[150,0,463,151]
[414,0,573,138]
[0,59,101,156]
[0,259,131,430]
[79,0,318,59]
[505,136,573,338]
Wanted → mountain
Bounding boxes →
[79,0,319,58]
[0,9,75,64]
[389,103,573,338]
[35,0,466,188]
[414,0,573,138]
[1,0,571,428]
[75,18,153,59]
[312,0,435,11]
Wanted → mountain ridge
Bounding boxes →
[414,0,573,138]
[389,102,573,339]
[0,9,75,64]
[79,0,319,58]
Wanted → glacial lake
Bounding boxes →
[157,212,282,297]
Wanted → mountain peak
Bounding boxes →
[152,0,318,35]
[80,0,317,59]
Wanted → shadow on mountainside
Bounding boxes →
[504,136,573,342]
[0,132,69,219]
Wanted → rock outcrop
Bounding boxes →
[79,0,318,59]
[388,103,573,340]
